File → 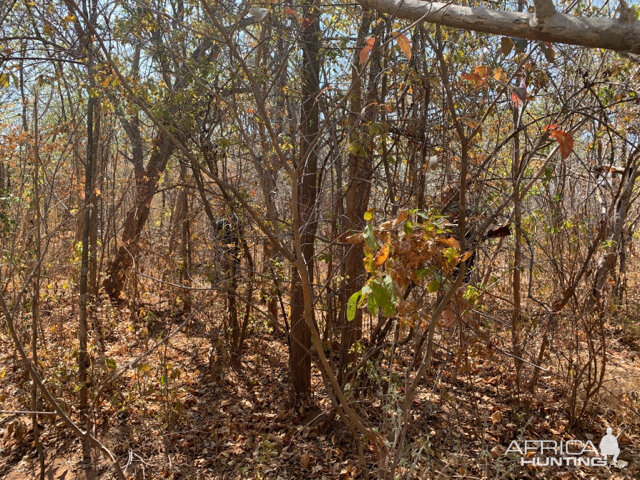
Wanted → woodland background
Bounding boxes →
[1,0,640,478]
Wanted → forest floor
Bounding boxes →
[0,293,639,479]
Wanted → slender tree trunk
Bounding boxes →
[340,13,382,382]
[289,0,321,406]
[511,14,524,389]
[88,101,101,296]
[31,88,45,480]
[79,17,96,478]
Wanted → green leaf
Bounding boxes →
[364,222,377,250]
[369,277,396,317]
[105,357,117,370]
[383,274,397,306]
[404,220,413,234]
[443,247,459,264]
[347,290,362,321]
[427,279,441,292]
[366,289,378,316]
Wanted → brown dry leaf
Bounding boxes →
[490,410,504,424]
[460,250,475,262]
[341,232,364,245]
[378,220,393,231]
[392,210,409,228]
[300,452,310,468]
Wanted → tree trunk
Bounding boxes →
[103,137,175,300]
[289,0,321,406]
[340,12,381,382]
[79,15,96,477]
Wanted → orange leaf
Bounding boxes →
[373,237,391,267]
[473,65,491,78]
[510,92,521,107]
[549,130,573,159]
[393,32,412,60]
[359,37,375,65]
[460,73,475,82]
[284,7,298,18]
[460,250,475,262]
[461,71,487,89]
[437,237,460,250]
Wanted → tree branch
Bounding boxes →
[533,0,555,23]
[360,0,640,53]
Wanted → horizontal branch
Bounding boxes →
[360,0,640,54]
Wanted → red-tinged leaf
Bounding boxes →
[284,7,297,17]
[461,73,477,83]
[541,42,555,62]
[393,32,412,60]
[473,65,491,78]
[461,70,488,88]
[359,37,375,65]
[510,92,521,107]
[544,124,560,132]
[549,130,573,159]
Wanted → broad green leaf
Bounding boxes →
[347,290,362,321]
